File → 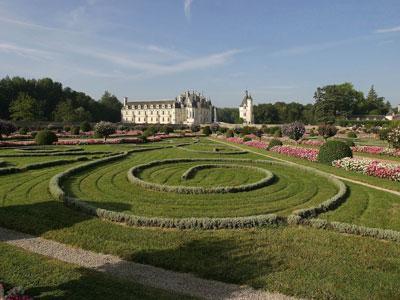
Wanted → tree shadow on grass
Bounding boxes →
[126,237,276,290]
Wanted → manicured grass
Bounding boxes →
[64,145,338,218]
[1,138,400,299]
[0,242,191,300]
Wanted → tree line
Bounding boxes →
[218,83,392,124]
[0,76,122,123]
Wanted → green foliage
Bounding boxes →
[0,120,16,138]
[162,125,174,134]
[243,136,251,142]
[202,126,211,136]
[9,93,43,121]
[267,139,283,150]
[99,91,122,122]
[379,128,390,141]
[190,124,200,133]
[317,124,338,140]
[216,107,240,123]
[34,130,58,145]
[71,126,80,135]
[317,141,353,164]
[18,127,28,135]
[94,121,116,140]
[80,121,91,132]
[53,100,92,122]
[347,131,357,138]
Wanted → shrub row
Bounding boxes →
[16,147,83,153]
[0,150,112,157]
[128,159,275,194]
[289,217,400,243]
[0,156,90,175]
[179,146,248,155]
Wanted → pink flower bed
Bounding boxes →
[55,137,144,145]
[244,134,257,139]
[226,137,244,144]
[243,140,268,149]
[270,145,319,161]
[333,157,400,181]
[351,146,400,157]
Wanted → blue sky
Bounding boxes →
[0,0,399,107]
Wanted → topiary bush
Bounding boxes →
[347,131,357,139]
[317,140,352,164]
[35,130,58,145]
[202,126,211,136]
[71,126,80,135]
[267,139,283,150]
[80,121,91,132]
[94,121,116,141]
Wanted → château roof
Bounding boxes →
[240,90,252,106]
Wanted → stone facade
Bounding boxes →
[121,91,213,125]
[239,90,254,124]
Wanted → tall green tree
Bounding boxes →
[99,91,122,122]
[313,83,363,123]
[9,93,43,121]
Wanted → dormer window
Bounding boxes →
[144,105,147,109]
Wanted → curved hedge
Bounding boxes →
[179,146,248,155]
[16,147,83,153]
[128,159,274,194]
[49,151,348,230]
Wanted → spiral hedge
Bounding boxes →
[48,145,350,230]
[128,159,275,194]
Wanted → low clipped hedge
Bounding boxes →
[17,147,83,153]
[179,146,248,155]
[289,217,400,243]
[0,150,112,157]
[317,140,352,164]
[267,139,283,150]
[0,160,5,167]
[0,156,90,175]
[128,159,275,194]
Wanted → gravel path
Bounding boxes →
[212,138,400,197]
[0,227,296,300]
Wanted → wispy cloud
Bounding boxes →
[374,25,400,34]
[184,0,193,21]
[0,42,53,60]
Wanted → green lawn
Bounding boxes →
[63,144,338,218]
[0,242,191,300]
[1,138,400,299]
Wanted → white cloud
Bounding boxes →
[184,0,193,21]
[0,42,53,60]
[374,26,400,34]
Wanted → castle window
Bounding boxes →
[144,105,147,109]
[138,105,141,109]
[150,105,153,109]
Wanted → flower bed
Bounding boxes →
[300,139,325,147]
[243,140,268,149]
[0,283,32,300]
[351,146,400,157]
[270,145,319,162]
[333,157,400,181]
[226,137,244,144]
[0,141,35,147]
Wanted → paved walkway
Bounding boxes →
[212,138,400,197]
[0,227,296,300]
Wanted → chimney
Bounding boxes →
[123,97,128,106]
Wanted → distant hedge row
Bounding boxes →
[0,156,90,175]
[179,146,248,155]
[128,159,274,194]
[0,150,112,157]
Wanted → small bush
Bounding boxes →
[317,141,352,164]
[225,129,234,138]
[379,128,390,141]
[31,131,37,138]
[273,128,282,137]
[64,125,71,132]
[71,126,80,135]
[318,124,338,140]
[202,126,211,136]
[243,136,251,142]
[342,139,355,147]
[282,122,305,141]
[94,121,116,141]
[35,130,58,145]
[190,124,200,133]
[347,131,357,138]
[267,139,283,150]
[18,127,28,135]
[80,121,91,132]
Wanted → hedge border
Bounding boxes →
[16,146,84,153]
[179,145,248,155]
[128,159,274,194]
[288,217,400,243]
[0,150,112,157]
[49,150,348,229]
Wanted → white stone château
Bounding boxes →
[121,91,214,125]
[239,90,254,124]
